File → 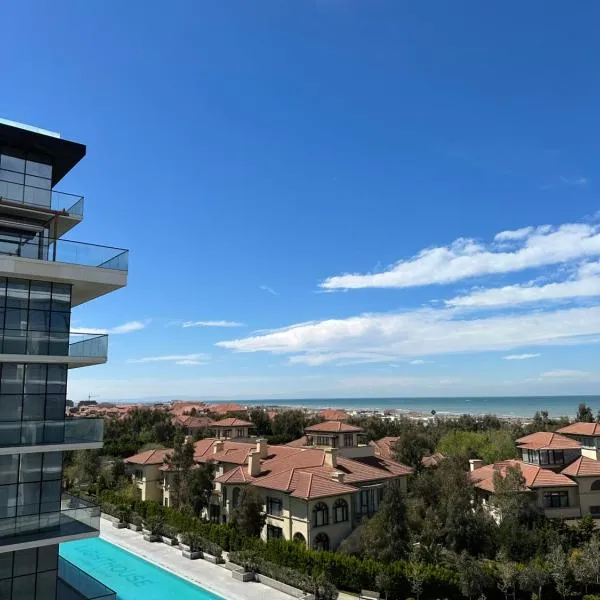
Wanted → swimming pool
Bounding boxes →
[59,537,223,600]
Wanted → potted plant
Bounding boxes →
[113,505,130,529]
[142,516,163,542]
[128,513,143,532]
[160,524,179,546]
[180,532,203,560]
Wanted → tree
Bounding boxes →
[231,486,266,537]
[163,432,195,511]
[358,478,409,561]
[496,551,518,600]
[64,450,101,489]
[393,430,434,472]
[249,408,273,437]
[519,558,550,600]
[576,403,594,423]
[407,546,426,600]
[271,410,307,442]
[188,463,215,516]
[455,551,489,600]
[374,571,392,600]
[547,547,572,600]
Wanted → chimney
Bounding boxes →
[213,440,224,454]
[469,458,484,471]
[247,450,261,477]
[331,470,345,483]
[324,448,337,468]
[256,438,268,459]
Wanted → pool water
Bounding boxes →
[59,537,223,600]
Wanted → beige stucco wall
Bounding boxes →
[571,476,600,516]
[306,494,355,550]
[128,464,163,502]
[536,486,581,519]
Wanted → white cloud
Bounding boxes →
[446,262,600,308]
[217,305,600,365]
[409,359,429,365]
[540,369,589,378]
[560,176,589,186]
[260,285,278,295]
[502,353,540,360]
[320,221,600,290]
[182,320,245,328]
[71,320,147,335]
[128,353,210,364]
[175,360,204,365]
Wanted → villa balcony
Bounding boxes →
[0,239,128,305]
[0,177,85,238]
[0,494,100,553]
[0,418,104,453]
[0,332,108,368]
[58,556,116,600]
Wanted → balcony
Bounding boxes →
[58,557,116,600]
[0,331,108,367]
[0,494,100,552]
[0,177,84,237]
[0,238,128,306]
[0,418,104,453]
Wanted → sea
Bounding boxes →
[235,396,600,419]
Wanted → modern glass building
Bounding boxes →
[0,119,128,599]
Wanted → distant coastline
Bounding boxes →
[232,395,600,419]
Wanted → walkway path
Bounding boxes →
[99,519,290,600]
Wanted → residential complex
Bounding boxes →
[0,120,127,599]
[469,423,600,519]
[125,420,412,550]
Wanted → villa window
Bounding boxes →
[591,480,600,492]
[357,488,376,516]
[313,502,329,527]
[267,497,283,516]
[542,491,569,508]
[539,450,564,466]
[315,436,330,446]
[232,487,241,509]
[222,429,231,438]
[134,469,143,480]
[333,498,348,523]
[343,434,354,447]
[267,524,283,539]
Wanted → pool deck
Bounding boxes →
[99,519,291,600]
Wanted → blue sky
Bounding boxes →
[3,1,600,401]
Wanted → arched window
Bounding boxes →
[333,498,348,523]
[313,502,329,527]
[314,532,330,551]
[232,487,241,508]
[591,480,600,491]
[293,532,306,545]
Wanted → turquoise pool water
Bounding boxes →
[59,537,223,600]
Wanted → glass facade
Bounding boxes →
[0,544,58,600]
[0,149,53,208]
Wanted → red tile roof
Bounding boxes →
[318,409,350,421]
[370,437,398,460]
[421,452,446,468]
[251,468,358,499]
[286,436,308,448]
[206,403,244,415]
[557,422,600,436]
[469,459,577,492]
[125,448,171,465]
[516,431,582,450]
[561,456,600,477]
[173,415,213,428]
[211,417,253,428]
[305,421,362,433]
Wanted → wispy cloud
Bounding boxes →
[72,320,148,335]
[319,221,600,290]
[560,176,589,186]
[502,353,540,361]
[540,369,589,378]
[446,262,600,308]
[260,285,278,295]
[409,359,430,365]
[182,320,245,328]
[128,353,210,364]
[217,305,600,366]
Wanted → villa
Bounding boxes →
[469,423,600,519]
[125,421,412,550]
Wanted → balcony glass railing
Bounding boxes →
[0,237,128,271]
[0,176,84,215]
[0,418,104,447]
[0,493,100,545]
[58,557,116,600]
[69,333,108,359]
